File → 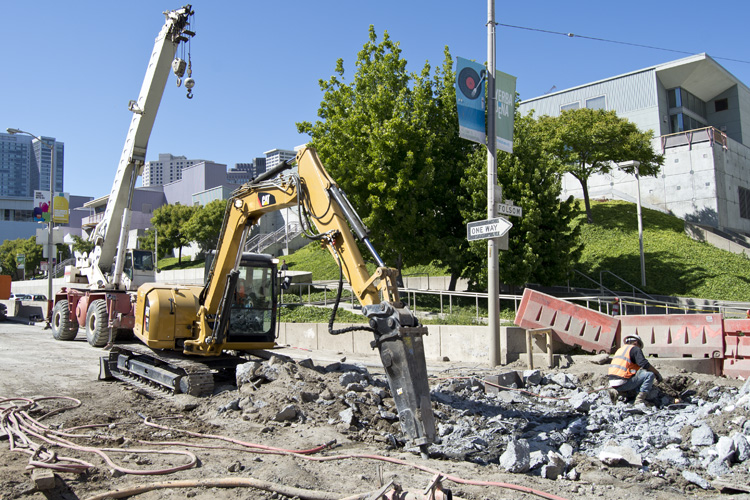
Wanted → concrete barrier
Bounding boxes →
[278,323,534,365]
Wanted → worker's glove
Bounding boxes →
[656,373,663,383]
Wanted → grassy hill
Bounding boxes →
[158,199,750,303]
[573,200,750,301]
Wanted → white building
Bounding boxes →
[518,53,750,235]
[263,148,296,169]
[142,153,205,187]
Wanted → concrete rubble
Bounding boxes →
[203,353,750,493]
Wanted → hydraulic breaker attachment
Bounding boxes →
[364,302,436,458]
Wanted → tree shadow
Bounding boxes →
[685,207,719,228]
[577,252,712,297]
[586,201,685,233]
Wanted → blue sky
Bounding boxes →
[3,1,749,199]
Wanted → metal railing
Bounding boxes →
[52,258,74,278]
[246,222,303,254]
[598,270,655,301]
[279,281,750,324]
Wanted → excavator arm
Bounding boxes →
[185,147,436,453]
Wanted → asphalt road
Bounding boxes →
[0,320,103,398]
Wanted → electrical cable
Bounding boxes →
[0,397,197,475]
[138,416,569,500]
[498,23,750,65]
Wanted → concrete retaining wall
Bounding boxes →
[278,323,536,365]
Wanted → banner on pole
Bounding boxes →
[456,57,486,144]
[494,70,516,153]
[33,190,70,224]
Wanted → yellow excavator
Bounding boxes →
[100,146,436,454]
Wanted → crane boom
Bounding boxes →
[83,5,195,290]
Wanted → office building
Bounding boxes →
[142,153,204,187]
[227,157,267,185]
[0,132,68,239]
[518,53,750,235]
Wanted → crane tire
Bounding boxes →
[86,299,110,347]
[51,300,78,341]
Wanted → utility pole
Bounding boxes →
[486,0,500,367]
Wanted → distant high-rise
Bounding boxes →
[142,153,204,187]
[0,132,64,198]
[226,157,268,185]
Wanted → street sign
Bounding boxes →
[496,202,522,217]
[467,217,513,241]
[16,254,25,270]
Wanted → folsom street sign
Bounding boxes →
[467,217,513,241]
[496,202,522,217]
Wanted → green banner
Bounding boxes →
[494,70,516,154]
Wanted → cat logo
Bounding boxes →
[258,193,276,207]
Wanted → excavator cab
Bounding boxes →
[226,253,277,343]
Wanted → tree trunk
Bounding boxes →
[448,271,460,292]
[578,177,594,224]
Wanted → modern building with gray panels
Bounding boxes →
[518,53,750,235]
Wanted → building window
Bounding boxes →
[715,98,729,112]
[740,187,750,220]
[586,96,606,110]
[560,102,580,112]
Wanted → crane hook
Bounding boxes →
[184,77,195,99]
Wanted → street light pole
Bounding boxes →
[619,160,646,287]
[7,128,55,323]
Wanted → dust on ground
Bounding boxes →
[1,321,750,500]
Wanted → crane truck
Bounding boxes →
[100,146,437,454]
[51,5,196,346]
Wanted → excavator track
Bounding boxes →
[100,344,244,398]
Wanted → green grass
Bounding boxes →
[157,255,205,271]
[573,200,750,301]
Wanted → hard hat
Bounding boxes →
[624,334,643,347]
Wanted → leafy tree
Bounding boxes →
[411,48,478,290]
[148,203,198,263]
[459,111,582,290]
[0,237,43,279]
[183,199,228,256]
[70,235,95,257]
[539,108,664,224]
[297,27,473,283]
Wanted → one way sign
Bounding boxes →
[466,217,513,241]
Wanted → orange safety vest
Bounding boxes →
[608,344,639,380]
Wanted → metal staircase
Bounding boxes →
[245,222,304,254]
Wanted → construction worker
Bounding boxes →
[608,334,663,405]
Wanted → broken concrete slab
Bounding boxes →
[31,469,55,490]
[598,445,642,467]
[691,424,716,447]
[500,438,530,473]
[483,372,523,392]
[682,470,712,490]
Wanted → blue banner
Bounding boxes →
[456,57,486,144]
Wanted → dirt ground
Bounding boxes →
[2,320,750,500]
